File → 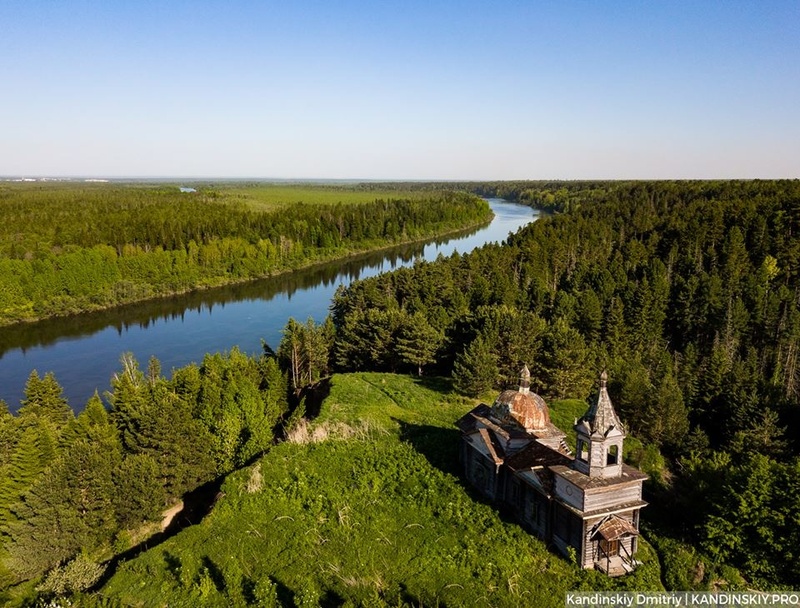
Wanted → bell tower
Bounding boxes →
[573,371,625,478]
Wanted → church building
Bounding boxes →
[456,367,647,576]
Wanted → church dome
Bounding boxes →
[490,366,552,431]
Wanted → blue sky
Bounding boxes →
[1,1,798,179]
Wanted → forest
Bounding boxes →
[327,179,800,588]
[2,179,800,606]
[0,182,491,325]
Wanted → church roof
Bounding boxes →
[491,366,552,432]
[456,404,531,440]
[591,515,639,541]
[576,370,625,437]
[505,440,572,471]
[550,463,647,490]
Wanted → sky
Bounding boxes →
[1,0,798,180]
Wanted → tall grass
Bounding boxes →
[98,373,664,607]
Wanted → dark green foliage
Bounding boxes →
[395,311,443,376]
[329,179,800,588]
[108,354,216,501]
[1,349,291,593]
[277,317,333,391]
[17,371,73,433]
[0,419,58,530]
[0,183,491,325]
[452,336,498,397]
[6,438,117,579]
[112,454,164,528]
[196,349,289,472]
[535,318,593,399]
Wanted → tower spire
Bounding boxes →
[519,365,531,395]
[573,371,626,478]
[582,370,622,436]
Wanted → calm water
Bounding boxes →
[0,199,536,411]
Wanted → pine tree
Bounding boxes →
[650,368,690,450]
[0,418,58,528]
[452,337,499,397]
[6,438,117,580]
[536,318,593,399]
[113,453,164,528]
[18,370,73,433]
[396,312,442,376]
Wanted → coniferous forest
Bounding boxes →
[330,179,800,588]
[2,180,800,605]
[0,183,490,325]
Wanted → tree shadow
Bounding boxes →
[240,575,294,607]
[300,376,332,420]
[163,551,182,583]
[394,418,461,477]
[90,475,226,592]
[410,374,456,396]
[320,588,346,607]
[200,555,226,593]
[394,418,545,533]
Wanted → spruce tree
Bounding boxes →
[396,312,442,376]
[452,337,499,397]
[18,370,73,433]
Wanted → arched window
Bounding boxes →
[578,440,589,462]
[606,444,619,465]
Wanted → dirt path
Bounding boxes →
[160,501,184,531]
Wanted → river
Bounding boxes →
[0,199,537,411]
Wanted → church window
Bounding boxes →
[606,444,619,465]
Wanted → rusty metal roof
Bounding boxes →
[592,515,639,541]
[492,388,552,431]
[456,404,532,440]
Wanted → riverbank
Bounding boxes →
[0,189,492,328]
[0,199,532,410]
[0,215,493,330]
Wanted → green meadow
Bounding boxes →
[212,184,435,212]
[98,373,663,607]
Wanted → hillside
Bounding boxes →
[97,373,663,607]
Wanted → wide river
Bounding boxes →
[0,199,537,411]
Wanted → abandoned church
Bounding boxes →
[456,367,647,576]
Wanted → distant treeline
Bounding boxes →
[0,185,490,325]
[328,179,800,587]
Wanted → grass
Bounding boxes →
[0,181,440,214]
[97,374,663,607]
[211,185,434,212]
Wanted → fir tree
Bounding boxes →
[452,337,498,397]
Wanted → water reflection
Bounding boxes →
[0,238,440,359]
[0,200,536,410]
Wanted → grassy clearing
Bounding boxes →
[213,185,432,212]
[98,374,663,607]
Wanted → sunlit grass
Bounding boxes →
[212,185,432,211]
[99,374,664,606]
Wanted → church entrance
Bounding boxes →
[599,539,619,557]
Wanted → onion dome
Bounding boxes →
[491,365,552,431]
